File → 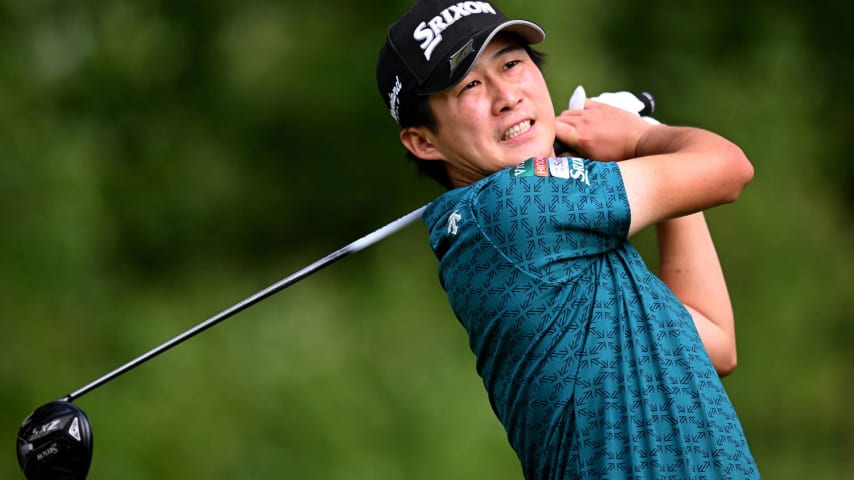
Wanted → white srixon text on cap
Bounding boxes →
[413,2,497,61]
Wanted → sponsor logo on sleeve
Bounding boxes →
[548,157,570,179]
[569,157,590,185]
[511,157,585,182]
[534,157,549,176]
[512,159,533,177]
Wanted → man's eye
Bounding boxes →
[463,80,480,91]
[505,60,521,70]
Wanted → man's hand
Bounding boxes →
[554,99,655,162]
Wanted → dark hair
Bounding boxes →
[401,43,548,190]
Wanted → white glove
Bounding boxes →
[568,85,587,110]
[568,85,661,125]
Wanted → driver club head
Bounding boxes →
[17,400,93,480]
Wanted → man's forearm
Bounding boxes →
[619,124,754,236]
[634,125,732,157]
[657,212,738,375]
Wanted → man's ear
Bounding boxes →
[400,127,444,161]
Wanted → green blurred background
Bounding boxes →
[2,0,852,478]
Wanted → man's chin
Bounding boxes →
[511,148,553,163]
[516,138,556,160]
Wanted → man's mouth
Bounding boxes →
[502,120,533,141]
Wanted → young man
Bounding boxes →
[377,1,759,478]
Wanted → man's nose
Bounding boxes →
[493,79,522,114]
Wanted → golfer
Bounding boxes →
[377,0,760,478]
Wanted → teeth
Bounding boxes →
[503,120,532,140]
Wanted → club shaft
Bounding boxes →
[63,205,427,402]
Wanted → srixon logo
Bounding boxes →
[413,1,497,61]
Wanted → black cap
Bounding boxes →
[377,0,544,125]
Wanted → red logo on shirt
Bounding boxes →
[534,157,549,176]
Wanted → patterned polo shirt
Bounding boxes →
[424,157,759,479]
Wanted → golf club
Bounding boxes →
[16,205,427,480]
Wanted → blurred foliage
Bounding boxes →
[1,0,852,479]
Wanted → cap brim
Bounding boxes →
[496,20,546,46]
